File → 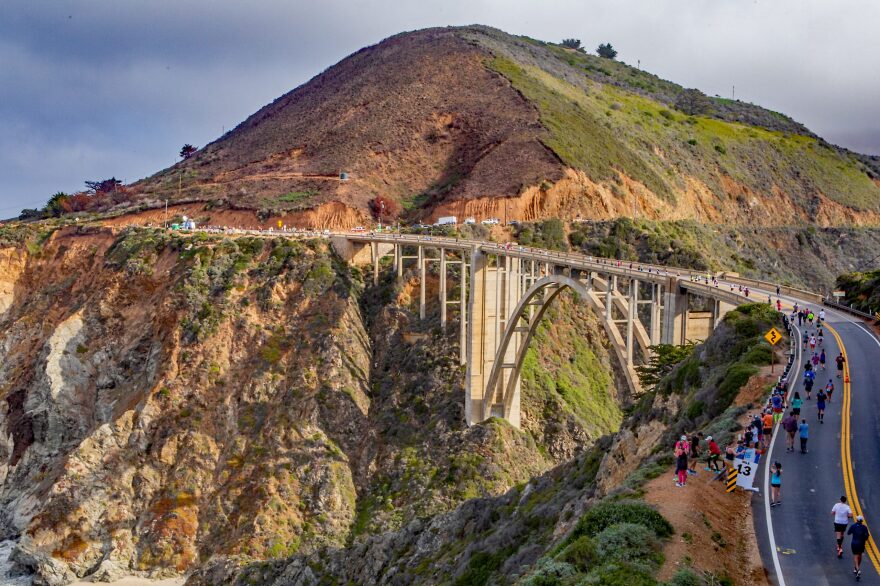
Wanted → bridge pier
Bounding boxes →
[460,249,467,365]
[418,246,426,320]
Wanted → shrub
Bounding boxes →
[595,523,663,569]
[668,568,702,586]
[714,144,727,155]
[717,363,758,406]
[571,500,673,540]
[520,559,579,585]
[687,139,698,146]
[555,535,596,570]
[584,562,658,585]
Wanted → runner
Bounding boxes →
[776,298,782,312]
[803,331,809,350]
[820,349,827,371]
[762,410,774,449]
[837,353,846,379]
[816,387,827,423]
[770,461,782,507]
[810,336,818,352]
[819,308,826,324]
[826,380,835,403]
[771,392,784,423]
[799,419,809,454]
[705,436,722,472]
[832,496,853,559]
[674,436,689,487]
[812,351,820,369]
[782,411,798,452]
[791,392,803,417]
[804,369,816,400]
[849,516,870,580]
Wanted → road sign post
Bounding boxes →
[764,327,782,373]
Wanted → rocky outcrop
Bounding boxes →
[0,225,623,584]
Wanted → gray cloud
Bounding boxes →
[2,0,878,214]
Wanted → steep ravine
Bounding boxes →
[0,225,625,585]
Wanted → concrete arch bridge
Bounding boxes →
[332,234,810,428]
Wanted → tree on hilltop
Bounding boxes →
[674,88,714,116]
[561,38,585,52]
[44,192,70,217]
[179,144,197,159]
[85,177,123,194]
[597,42,617,59]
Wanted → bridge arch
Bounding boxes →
[479,275,588,423]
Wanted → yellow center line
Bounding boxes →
[826,323,880,572]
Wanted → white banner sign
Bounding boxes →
[734,447,760,490]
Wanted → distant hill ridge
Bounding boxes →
[123,25,880,227]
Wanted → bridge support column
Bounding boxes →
[459,249,467,366]
[371,242,379,286]
[419,246,426,320]
[661,278,688,345]
[605,275,615,323]
[396,244,403,278]
[626,280,637,365]
[711,299,735,330]
[439,248,447,330]
[466,250,494,426]
[650,283,661,345]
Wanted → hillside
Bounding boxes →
[0,225,625,584]
[102,25,880,229]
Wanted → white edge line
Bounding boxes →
[763,319,800,586]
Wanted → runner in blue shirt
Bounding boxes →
[798,420,809,454]
[848,516,870,580]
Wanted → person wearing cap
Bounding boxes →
[848,515,870,579]
[705,436,722,472]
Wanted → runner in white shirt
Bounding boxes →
[832,496,853,559]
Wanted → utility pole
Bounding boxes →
[732,85,735,100]
[164,199,168,228]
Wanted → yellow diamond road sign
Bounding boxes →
[764,328,782,345]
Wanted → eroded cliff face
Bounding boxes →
[0,226,625,584]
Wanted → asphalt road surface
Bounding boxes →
[751,296,880,585]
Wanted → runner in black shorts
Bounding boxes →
[849,516,870,580]
[832,496,852,558]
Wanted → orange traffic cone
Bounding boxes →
[845,375,850,384]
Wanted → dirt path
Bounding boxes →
[643,370,777,584]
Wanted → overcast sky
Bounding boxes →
[2,0,878,215]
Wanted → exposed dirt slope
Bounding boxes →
[108,26,880,228]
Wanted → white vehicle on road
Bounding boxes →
[435,216,457,226]
[464,217,476,225]
[481,218,500,226]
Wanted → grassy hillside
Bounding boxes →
[56,25,877,226]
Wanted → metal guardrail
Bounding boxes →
[822,298,878,321]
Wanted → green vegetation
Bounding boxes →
[522,296,623,438]
[636,343,697,394]
[836,269,880,314]
[515,219,567,251]
[488,56,674,201]
[277,189,319,206]
[569,500,673,539]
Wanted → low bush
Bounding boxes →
[555,535,596,571]
[571,500,673,540]
[583,561,658,585]
[594,523,663,570]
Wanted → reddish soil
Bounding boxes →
[644,369,778,585]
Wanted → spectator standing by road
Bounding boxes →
[674,436,689,487]
[705,436,722,472]
[688,432,702,475]
[762,411,774,449]
[770,462,782,506]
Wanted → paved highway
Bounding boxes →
[751,293,880,585]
